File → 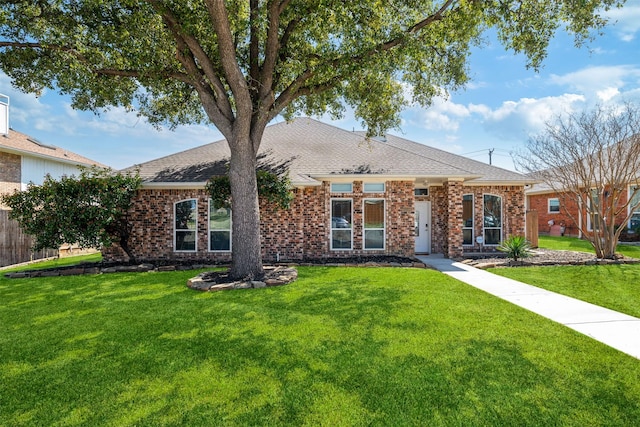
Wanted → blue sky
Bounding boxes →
[1,4,640,171]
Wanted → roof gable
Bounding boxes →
[0,129,106,167]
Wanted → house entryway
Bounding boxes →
[414,201,431,254]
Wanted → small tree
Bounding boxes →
[514,103,640,259]
[1,167,141,261]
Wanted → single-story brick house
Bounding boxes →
[526,182,640,238]
[106,118,534,263]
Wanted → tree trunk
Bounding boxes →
[228,133,264,280]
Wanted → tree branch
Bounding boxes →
[204,0,252,129]
[145,0,234,124]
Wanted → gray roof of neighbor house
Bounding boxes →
[0,129,107,167]
[127,117,533,187]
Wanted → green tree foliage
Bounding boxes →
[1,167,141,261]
[0,0,624,279]
[206,170,294,211]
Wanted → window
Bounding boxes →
[364,199,385,250]
[630,186,640,230]
[462,194,474,245]
[331,199,352,250]
[548,198,560,213]
[483,194,502,245]
[331,183,353,193]
[414,188,429,196]
[175,199,197,251]
[209,202,231,251]
[364,183,385,193]
[588,189,603,232]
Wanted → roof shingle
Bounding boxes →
[126,118,532,186]
[0,129,106,167]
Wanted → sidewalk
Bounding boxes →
[417,255,640,360]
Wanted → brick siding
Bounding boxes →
[528,188,634,237]
[103,180,526,262]
[0,151,20,208]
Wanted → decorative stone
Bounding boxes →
[251,281,266,288]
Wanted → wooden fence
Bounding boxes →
[0,210,57,267]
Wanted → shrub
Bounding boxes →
[497,235,533,262]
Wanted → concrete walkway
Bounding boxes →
[417,255,640,360]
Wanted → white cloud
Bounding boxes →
[549,65,640,97]
[596,87,620,102]
[480,94,586,140]
[414,97,472,131]
[549,65,640,103]
[605,5,640,42]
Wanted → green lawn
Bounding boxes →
[538,235,640,258]
[0,253,102,273]
[490,264,640,319]
[2,267,640,425]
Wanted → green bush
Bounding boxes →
[497,235,533,262]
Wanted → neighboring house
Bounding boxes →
[105,118,534,263]
[0,96,106,266]
[526,182,640,238]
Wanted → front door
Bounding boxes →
[415,201,431,254]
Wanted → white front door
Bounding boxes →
[415,201,431,254]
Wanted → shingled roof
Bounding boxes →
[0,129,106,167]
[127,117,532,187]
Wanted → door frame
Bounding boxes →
[414,201,432,254]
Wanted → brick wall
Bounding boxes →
[528,188,634,237]
[103,180,417,263]
[0,151,20,208]
[430,184,526,257]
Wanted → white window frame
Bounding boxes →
[363,198,385,250]
[330,198,353,250]
[363,182,385,193]
[548,197,560,213]
[174,199,197,252]
[208,200,232,252]
[629,185,640,230]
[462,194,474,246]
[330,183,353,193]
[483,194,502,245]
[587,189,602,232]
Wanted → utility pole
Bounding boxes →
[488,148,494,165]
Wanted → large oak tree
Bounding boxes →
[0,0,624,279]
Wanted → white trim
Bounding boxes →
[142,182,207,190]
[330,182,353,193]
[208,200,232,252]
[548,197,560,213]
[482,194,502,245]
[174,199,198,252]
[363,182,385,193]
[462,193,474,246]
[0,145,98,168]
[363,198,385,250]
[629,185,640,230]
[330,198,353,250]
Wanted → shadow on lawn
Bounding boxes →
[3,268,640,425]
